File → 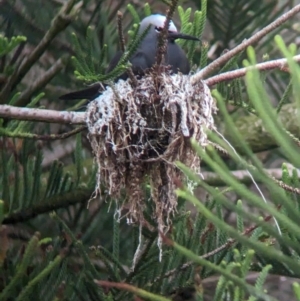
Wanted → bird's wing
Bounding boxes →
[106,50,123,73]
[107,50,150,79]
[129,51,152,76]
[58,82,103,100]
[168,44,190,74]
[59,50,150,101]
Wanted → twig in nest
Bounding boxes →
[155,0,179,67]
[117,11,138,87]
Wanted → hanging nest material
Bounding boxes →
[86,70,216,234]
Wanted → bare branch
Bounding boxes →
[0,104,85,124]
[205,55,300,87]
[191,4,300,83]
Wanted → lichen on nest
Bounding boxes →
[86,70,216,235]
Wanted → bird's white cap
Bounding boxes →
[139,14,178,33]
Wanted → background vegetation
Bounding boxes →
[1,0,300,300]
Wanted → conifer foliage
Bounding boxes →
[1,0,300,300]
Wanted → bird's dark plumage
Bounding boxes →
[59,14,199,101]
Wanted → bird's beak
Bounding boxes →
[167,32,200,41]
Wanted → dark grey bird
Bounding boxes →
[59,14,199,101]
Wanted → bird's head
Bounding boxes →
[138,14,199,42]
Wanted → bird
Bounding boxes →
[59,14,199,101]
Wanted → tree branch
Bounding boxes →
[0,101,299,154]
[205,55,300,87]
[1,52,298,126]
[0,105,85,124]
[191,4,300,83]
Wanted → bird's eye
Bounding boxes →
[155,26,173,34]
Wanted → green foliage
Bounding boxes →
[1,0,300,301]
[192,0,296,116]
[294,283,300,301]
[71,19,151,83]
[1,140,282,301]
[206,0,280,48]
[0,35,26,57]
[71,27,108,83]
[174,4,206,62]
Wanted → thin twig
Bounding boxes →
[285,129,300,147]
[208,141,230,157]
[117,11,126,53]
[156,0,178,67]
[117,11,137,86]
[152,214,273,284]
[205,55,300,86]
[273,178,300,195]
[0,105,85,124]
[191,4,300,83]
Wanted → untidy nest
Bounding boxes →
[86,70,216,234]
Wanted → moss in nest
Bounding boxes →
[86,71,216,234]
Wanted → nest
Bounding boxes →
[86,70,216,235]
